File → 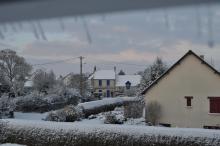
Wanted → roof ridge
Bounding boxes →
[141,50,220,94]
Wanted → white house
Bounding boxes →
[88,67,141,97]
[116,75,141,96]
[142,50,220,129]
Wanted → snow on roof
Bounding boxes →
[89,70,116,80]
[24,80,33,87]
[116,75,141,87]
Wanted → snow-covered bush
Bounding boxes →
[0,96,15,118]
[79,97,137,117]
[14,91,80,112]
[104,112,124,124]
[1,119,220,146]
[0,120,8,142]
[45,106,83,122]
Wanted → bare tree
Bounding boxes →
[33,69,56,94]
[67,73,88,96]
[0,49,32,95]
[145,101,161,125]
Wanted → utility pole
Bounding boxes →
[79,56,84,96]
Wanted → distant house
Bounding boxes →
[116,75,141,96]
[24,80,33,94]
[142,50,220,129]
[89,68,116,97]
[89,67,141,97]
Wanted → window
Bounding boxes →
[208,97,220,113]
[98,90,102,97]
[99,80,102,86]
[107,80,110,86]
[204,126,220,130]
[185,96,193,107]
[125,81,131,89]
[159,123,171,127]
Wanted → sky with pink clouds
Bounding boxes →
[0,4,220,76]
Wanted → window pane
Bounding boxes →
[209,97,220,113]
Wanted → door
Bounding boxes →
[107,90,110,97]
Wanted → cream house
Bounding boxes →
[88,69,116,97]
[142,50,220,129]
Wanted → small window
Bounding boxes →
[107,80,110,86]
[98,90,102,97]
[185,96,193,107]
[208,97,220,113]
[99,80,102,86]
[204,126,220,130]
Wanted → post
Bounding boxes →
[79,56,84,96]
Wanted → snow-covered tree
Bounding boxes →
[0,49,32,95]
[33,69,56,94]
[139,57,167,92]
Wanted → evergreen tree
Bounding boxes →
[118,70,125,75]
[139,57,168,92]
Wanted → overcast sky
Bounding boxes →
[0,4,220,76]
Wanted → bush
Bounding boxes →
[14,92,79,112]
[45,106,83,122]
[104,111,124,124]
[145,101,161,125]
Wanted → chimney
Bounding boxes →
[114,66,116,73]
[93,66,96,73]
[200,55,204,60]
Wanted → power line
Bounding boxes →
[85,60,148,67]
[32,57,79,66]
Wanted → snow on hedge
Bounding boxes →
[78,97,137,110]
[0,144,26,146]
[45,97,138,121]
[78,97,137,117]
[1,119,220,146]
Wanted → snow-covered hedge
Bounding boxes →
[1,119,220,146]
[14,92,79,112]
[45,97,138,122]
[78,97,137,117]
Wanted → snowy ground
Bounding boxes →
[12,108,145,126]
[14,112,48,121]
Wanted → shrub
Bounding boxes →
[104,112,124,124]
[14,92,79,112]
[45,106,83,122]
[145,101,161,125]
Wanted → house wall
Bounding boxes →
[115,86,138,96]
[144,54,220,128]
[92,79,115,97]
